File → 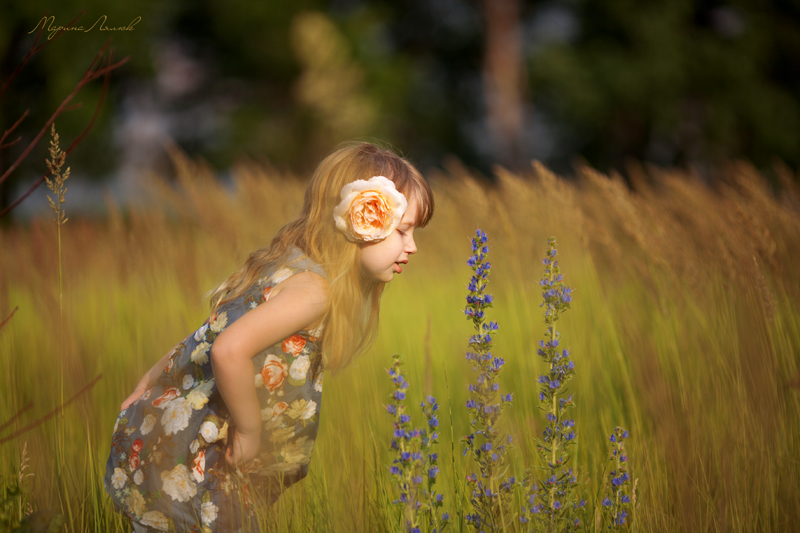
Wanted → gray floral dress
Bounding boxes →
[104,247,326,532]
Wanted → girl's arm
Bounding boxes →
[119,344,178,411]
[210,271,328,465]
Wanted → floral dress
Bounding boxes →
[104,247,326,532]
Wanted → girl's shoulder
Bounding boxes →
[257,246,328,287]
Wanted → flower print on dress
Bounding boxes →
[162,397,192,435]
[194,323,209,342]
[278,436,315,469]
[209,311,228,333]
[192,450,206,482]
[153,387,180,408]
[286,398,316,420]
[270,268,294,285]
[161,464,197,502]
[140,414,157,435]
[191,342,211,365]
[290,354,311,381]
[199,421,218,443]
[260,354,288,393]
[201,500,218,525]
[282,334,306,357]
[125,487,147,517]
[140,510,169,531]
[111,467,127,489]
[186,379,215,410]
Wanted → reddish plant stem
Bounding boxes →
[0,373,103,446]
[0,401,33,435]
[0,306,18,331]
[0,45,127,219]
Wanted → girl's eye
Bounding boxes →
[397,229,406,236]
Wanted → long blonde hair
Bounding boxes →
[207,141,434,373]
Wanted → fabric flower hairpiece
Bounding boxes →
[333,176,408,243]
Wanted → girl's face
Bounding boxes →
[359,195,419,283]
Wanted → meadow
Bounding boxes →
[1,150,799,532]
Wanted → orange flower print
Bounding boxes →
[260,355,288,393]
[282,334,306,357]
[272,401,289,418]
[263,286,273,301]
[153,387,180,408]
[132,439,144,453]
[129,452,140,470]
[192,450,206,482]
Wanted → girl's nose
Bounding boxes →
[405,235,417,255]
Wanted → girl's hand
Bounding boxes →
[225,428,261,468]
[119,383,147,412]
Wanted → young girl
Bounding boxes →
[104,141,434,532]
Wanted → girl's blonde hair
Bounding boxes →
[207,141,434,373]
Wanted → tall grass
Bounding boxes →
[1,150,799,531]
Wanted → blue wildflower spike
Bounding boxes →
[385,354,450,532]
[601,426,635,529]
[461,229,516,531]
[521,237,584,532]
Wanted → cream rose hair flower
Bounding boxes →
[334,176,408,242]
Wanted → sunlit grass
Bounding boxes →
[1,153,799,531]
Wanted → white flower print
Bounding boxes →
[289,354,311,381]
[201,501,219,525]
[199,421,219,442]
[125,487,146,517]
[194,323,209,342]
[286,399,316,420]
[140,510,169,531]
[300,399,317,419]
[308,321,325,338]
[140,414,156,435]
[191,342,211,365]
[189,439,200,454]
[111,467,127,489]
[182,375,195,390]
[314,373,323,392]
[255,373,264,388]
[270,267,293,285]
[186,379,215,410]
[161,464,197,503]
[161,397,192,435]
[209,311,228,333]
[269,426,295,444]
[133,469,144,485]
[281,436,315,465]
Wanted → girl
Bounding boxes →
[104,141,434,532]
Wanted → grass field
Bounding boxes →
[1,152,799,532]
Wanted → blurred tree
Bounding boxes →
[2,0,799,212]
[526,0,800,175]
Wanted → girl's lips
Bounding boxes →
[395,263,402,274]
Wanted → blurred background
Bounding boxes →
[1,0,799,218]
[2,2,800,531]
